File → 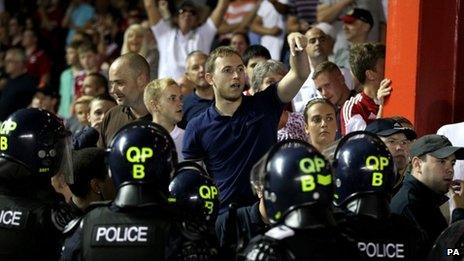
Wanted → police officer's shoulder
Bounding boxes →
[87,200,112,211]
[244,234,286,261]
[63,216,83,236]
[264,225,295,240]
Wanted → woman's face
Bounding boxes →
[127,30,144,53]
[305,102,337,150]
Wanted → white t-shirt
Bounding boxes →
[151,18,217,79]
[171,125,185,162]
[257,0,287,60]
[292,65,355,113]
[292,70,322,113]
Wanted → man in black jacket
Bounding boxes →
[391,134,464,250]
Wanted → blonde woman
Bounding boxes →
[121,23,158,79]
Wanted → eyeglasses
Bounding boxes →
[178,8,197,16]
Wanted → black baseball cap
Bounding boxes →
[410,134,464,159]
[365,118,417,140]
[177,0,198,14]
[340,8,374,28]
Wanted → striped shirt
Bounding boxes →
[289,0,318,24]
[340,92,379,135]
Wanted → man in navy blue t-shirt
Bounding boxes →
[183,33,310,212]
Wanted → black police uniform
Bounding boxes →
[242,223,358,261]
[0,109,75,260]
[174,219,220,260]
[216,201,268,250]
[0,174,62,260]
[81,189,181,260]
[336,202,425,260]
[240,139,360,261]
[333,131,426,260]
[67,122,186,260]
[169,161,221,260]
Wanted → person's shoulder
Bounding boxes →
[341,93,363,115]
[437,122,464,134]
[186,107,213,128]
[242,232,286,261]
[183,92,199,104]
[106,105,126,116]
[60,68,73,78]
[152,19,174,37]
[252,83,279,101]
[390,186,415,212]
[264,225,295,240]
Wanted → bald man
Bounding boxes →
[97,53,152,147]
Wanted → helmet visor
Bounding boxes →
[250,155,267,196]
[59,136,74,184]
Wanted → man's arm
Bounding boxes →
[143,0,163,27]
[251,16,282,36]
[277,33,310,103]
[209,0,230,28]
[317,0,353,23]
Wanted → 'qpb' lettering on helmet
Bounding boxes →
[365,156,390,187]
[199,185,218,214]
[126,147,154,179]
[299,157,332,192]
[299,156,326,174]
[0,120,17,151]
[0,120,17,135]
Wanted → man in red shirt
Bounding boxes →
[340,42,391,135]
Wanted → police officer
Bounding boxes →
[169,161,220,260]
[0,108,73,260]
[333,131,425,260]
[240,139,359,260]
[60,147,116,260]
[71,122,182,260]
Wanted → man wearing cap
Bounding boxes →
[390,134,464,249]
[144,0,229,79]
[316,0,385,61]
[334,7,373,69]
[292,24,354,113]
[366,118,417,194]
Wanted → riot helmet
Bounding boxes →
[251,139,334,224]
[0,108,73,179]
[333,131,395,207]
[107,122,177,194]
[169,161,219,224]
